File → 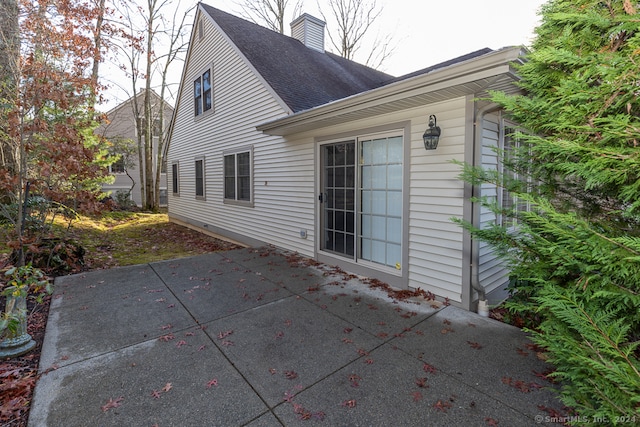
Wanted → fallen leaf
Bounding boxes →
[101,396,124,411]
[341,399,356,408]
[467,340,483,350]
[415,377,428,388]
[206,378,218,388]
[433,399,452,412]
[485,417,499,426]
[217,330,233,339]
[411,391,423,402]
[423,363,437,374]
[284,370,298,380]
[162,383,172,392]
[158,333,175,342]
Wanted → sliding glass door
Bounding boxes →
[320,134,403,270]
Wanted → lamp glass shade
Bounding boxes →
[423,126,441,150]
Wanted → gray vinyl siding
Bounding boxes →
[168,10,315,256]
[478,114,510,295]
[408,97,467,303]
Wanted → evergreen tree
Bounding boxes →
[457,0,640,420]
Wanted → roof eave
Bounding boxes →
[257,46,526,136]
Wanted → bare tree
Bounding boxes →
[112,0,192,210]
[237,0,303,34]
[153,3,193,209]
[319,0,395,67]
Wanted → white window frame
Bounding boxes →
[194,156,205,200]
[194,66,213,117]
[223,146,254,207]
[171,161,179,196]
[499,124,529,229]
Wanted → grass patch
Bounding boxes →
[2,211,241,271]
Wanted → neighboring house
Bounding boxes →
[167,3,526,312]
[97,89,173,207]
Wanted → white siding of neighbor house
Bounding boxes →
[168,10,316,256]
[478,113,510,295]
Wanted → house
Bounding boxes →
[97,89,173,207]
[167,3,525,313]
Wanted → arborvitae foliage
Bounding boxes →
[456,0,640,422]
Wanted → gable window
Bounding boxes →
[223,147,253,205]
[195,157,205,199]
[171,162,179,195]
[194,68,212,117]
[198,18,204,40]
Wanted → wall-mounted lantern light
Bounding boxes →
[423,115,441,150]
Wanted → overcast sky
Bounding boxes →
[209,0,547,75]
[100,0,547,110]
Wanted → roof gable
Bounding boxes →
[200,4,393,113]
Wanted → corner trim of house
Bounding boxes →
[461,94,476,311]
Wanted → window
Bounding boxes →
[171,162,179,195]
[195,157,205,199]
[224,148,252,204]
[500,127,528,228]
[198,18,204,40]
[194,68,212,117]
[110,156,126,174]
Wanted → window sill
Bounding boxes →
[223,199,253,208]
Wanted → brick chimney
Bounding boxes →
[290,13,325,52]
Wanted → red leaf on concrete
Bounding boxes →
[101,396,124,411]
[341,399,356,408]
[284,370,298,380]
[415,377,428,388]
[217,330,234,339]
[158,333,174,342]
[423,363,437,374]
[433,399,452,412]
[206,378,218,388]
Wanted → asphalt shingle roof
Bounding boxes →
[200,4,495,114]
[201,4,393,113]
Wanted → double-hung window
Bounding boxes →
[223,148,252,205]
[195,157,205,199]
[194,68,212,117]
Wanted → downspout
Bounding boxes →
[471,103,502,316]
